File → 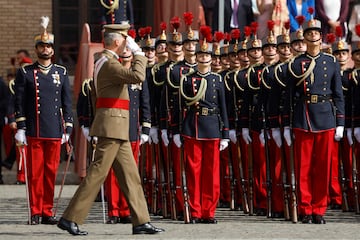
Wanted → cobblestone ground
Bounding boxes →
[1,163,359,239]
[0,185,359,240]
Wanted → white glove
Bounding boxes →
[4,116,8,125]
[355,127,360,143]
[242,128,252,145]
[220,139,230,151]
[161,129,169,146]
[173,134,182,148]
[61,133,70,144]
[334,126,344,141]
[140,134,149,145]
[126,36,142,55]
[149,127,159,144]
[259,129,270,146]
[15,129,27,145]
[271,128,282,148]
[229,129,237,144]
[346,128,353,145]
[283,126,292,146]
[81,126,91,142]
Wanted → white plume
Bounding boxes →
[40,16,50,30]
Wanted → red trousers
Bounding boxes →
[251,131,267,210]
[184,137,220,219]
[329,141,342,205]
[105,141,139,217]
[27,137,61,217]
[294,129,334,216]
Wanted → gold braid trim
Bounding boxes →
[261,65,271,90]
[288,55,316,86]
[274,62,286,88]
[81,78,92,96]
[9,79,15,95]
[233,70,244,91]
[151,62,166,86]
[352,68,360,86]
[224,71,232,91]
[180,74,207,106]
[100,0,119,15]
[247,63,261,90]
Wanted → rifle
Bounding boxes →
[247,105,254,216]
[227,143,236,210]
[149,143,158,214]
[139,142,149,207]
[338,140,349,212]
[164,85,176,219]
[233,86,249,213]
[178,84,190,223]
[288,87,298,223]
[280,132,290,220]
[261,105,272,218]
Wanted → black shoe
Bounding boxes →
[301,215,313,224]
[256,208,267,216]
[106,216,118,224]
[41,216,58,225]
[330,203,342,210]
[57,217,88,235]
[272,211,284,218]
[29,215,40,225]
[313,215,326,224]
[190,217,202,224]
[118,216,132,224]
[1,160,13,170]
[202,218,218,224]
[132,222,164,234]
[15,181,25,185]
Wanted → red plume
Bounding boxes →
[138,27,146,38]
[355,24,360,37]
[224,32,231,43]
[200,25,212,40]
[206,33,213,43]
[183,12,193,26]
[308,7,314,15]
[284,20,290,30]
[144,26,152,36]
[335,26,342,39]
[244,26,252,38]
[326,33,336,44]
[160,21,167,31]
[214,31,224,43]
[170,16,181,31]
[230,29,241,41]
[128,29,137,39]
[295,15,305,26]
[251,22,259,36]
[267,20,275,32]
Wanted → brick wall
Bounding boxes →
[0,0,52,78]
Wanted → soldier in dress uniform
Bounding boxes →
[160,13,199,220]
[104,40,151,224]
[211,31,224,73]
[100,0,134,26]
[239,23,268,217]
[349,25,360,211]
[14,16,73,225]
[289,16,307,57]
[282,16,345,224]
[331,31,354,211]
[179,35,230,224]
[57,23,164,235]
[221,29,241,209]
